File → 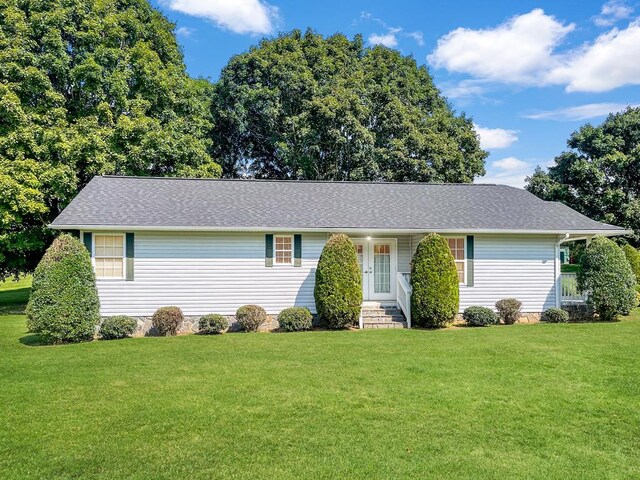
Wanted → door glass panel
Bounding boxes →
[355,244,364,275]
[373,244,391,294]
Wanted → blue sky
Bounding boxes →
[151,0,640,187]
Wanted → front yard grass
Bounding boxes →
[1,310,639,479]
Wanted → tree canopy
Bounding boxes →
[211,29,487,181]
[0,0,219,279]
[526,107,640,243]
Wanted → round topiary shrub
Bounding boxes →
[541,307,569,323]
[152,306,183,336]
[314,234,362,329]
[278,307,313,332]
[198,314,228,334]
[100,315,137,340]
[495,298,522,325]
[236,305,267,332]
[463,306,498,327]
[410,233,459,328]
[25,234,100,343]
[578,236,637,321]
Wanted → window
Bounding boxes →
[274,235,293,265]
[447,237,466,284]
[94,234,125,279]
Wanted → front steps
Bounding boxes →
[361,304,407,329]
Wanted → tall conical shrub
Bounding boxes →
[26,234,100,343]
[314,234,362,328]
[411,233,459,328]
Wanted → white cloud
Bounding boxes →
[476,156,534,188]
[474,124,518,149]
[428,9,640,93]
[161,0,278,35]
[408,31,425,46]
[361,12,424,48]
[428,9,574,85]
[369,31,399,48]
[440,80,488,100]
[525,102,639,121]
[175,26,194,37]
[548,21,640,92]
[594,0,633,27]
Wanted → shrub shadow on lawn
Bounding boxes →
[19,333,50,347]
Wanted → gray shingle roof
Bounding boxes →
[50,176,627,234]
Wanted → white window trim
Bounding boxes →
[444,236,467,286]
[92,232,126,280]
[273,234,294,266]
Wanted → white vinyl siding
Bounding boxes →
[411,234,557,312]
[95,231,557,317]
[96,232,325,316]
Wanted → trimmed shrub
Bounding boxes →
[152,306,183,336]
[236,305,267,332]
[623,244,640,284]
[410,233,459,328]
[541,307,569,323]
[578,236,636,321]
[495,298,522,325]
[278,307,313,332]
[198,314,228,334]
[314,234,362,329]
[25,234,100,343]
[578,237,637,321]
[463,306,498,327]
[100,315,137,340]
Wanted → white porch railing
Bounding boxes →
[397,273,412,328]
[561,272,588,304]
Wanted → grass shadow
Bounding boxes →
[19,333,50,347]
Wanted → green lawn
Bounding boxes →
[0,276,31,313]
[1,310,639,479]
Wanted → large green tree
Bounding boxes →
[0,0,220,279]
[526,107,640,243]
[211,29,487,181]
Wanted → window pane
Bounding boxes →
[456,261,465,283]
[95,258,124,278]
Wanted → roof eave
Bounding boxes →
[48,224,631,236]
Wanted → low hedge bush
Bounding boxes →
[495,298,522,325]
[100,315,137,340]
[278,307,313,332]
[198,314,228,334]
[541,307,569,323]
[152,306,183,336]
[462,306,498,327]
[25,234,100,344]
[236,305,267,332]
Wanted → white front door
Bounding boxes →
[353,239,397,301]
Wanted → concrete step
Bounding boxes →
[362,315,406,323]
[361,308,404,317]
[363,321,408,329]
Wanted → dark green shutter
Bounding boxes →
[265,234,273,267]
[294,234,302,267]
[126,233,134,281]
[66,230,80,238]
[83,232,92,254]
[466,235,474,287]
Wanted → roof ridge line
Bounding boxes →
[97,175,500,187]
